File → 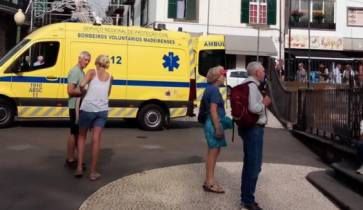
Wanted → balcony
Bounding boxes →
[290,20,336,30]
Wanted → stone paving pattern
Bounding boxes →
[80,162,338,210]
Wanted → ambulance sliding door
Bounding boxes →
[65,42,127,115]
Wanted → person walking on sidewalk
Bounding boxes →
[201,66,232,193]
[75,55,113,181]
[239,62,271,210]
[65,51,91,169]
[356,120,363,174]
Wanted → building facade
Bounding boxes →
[131,0,283,69]
[286,0,363,80]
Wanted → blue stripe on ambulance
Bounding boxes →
[0,76,190,88]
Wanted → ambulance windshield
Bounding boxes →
[0,39,30,67]
[198,50,225,77]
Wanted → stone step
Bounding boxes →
[306,170,363,210]
[332,161,363,186]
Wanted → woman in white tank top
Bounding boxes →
[75,55,113,181]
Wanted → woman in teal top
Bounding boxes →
[201,66,232,193]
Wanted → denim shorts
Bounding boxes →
[79,110,108,129]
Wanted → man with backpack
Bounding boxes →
[231,62,271,210]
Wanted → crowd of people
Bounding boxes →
[295,61,363,86]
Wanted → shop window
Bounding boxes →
[168,0,197,21]
[6,41,59,73]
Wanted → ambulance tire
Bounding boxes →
[137,104,166,131]
[0,98,15,128]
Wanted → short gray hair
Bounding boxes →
[246,61,263,76]
[79,51,91,59]
[206,65,224,83]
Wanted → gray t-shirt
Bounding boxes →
[67,66,85,109]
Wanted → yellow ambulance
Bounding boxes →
[0,22,197,130]
[193,35,227,105]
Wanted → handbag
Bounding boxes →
[220,116,233,130]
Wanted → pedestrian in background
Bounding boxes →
[296,63,306,82]
[65,51,91,169]
[332,63,342,84]
[343,64,357,86]
[358,61,363,87]
[238,62,271,210]
[75,55,113,181]
[275,59,285,81]
[357,120,363,174]
[201,66,232,193]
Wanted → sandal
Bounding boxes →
[89,173,101,181]
[203,183,225,193]
[74,170,83,178]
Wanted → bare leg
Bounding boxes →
[67,134,76,161]
[76,128,88,175]
[205,148,221,185]
[90,127,103,176]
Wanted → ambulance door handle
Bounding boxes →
[46,76,58,81]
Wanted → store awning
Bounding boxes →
[225,35,277,56]
[288,49,362,61]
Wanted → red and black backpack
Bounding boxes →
[230,81,259,128]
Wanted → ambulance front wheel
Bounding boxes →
[0,98,15,128]
[137,104,167,131]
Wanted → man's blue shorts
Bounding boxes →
[79,110,108,129]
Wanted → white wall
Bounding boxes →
[148,0,283,59]
[152,0,281,35]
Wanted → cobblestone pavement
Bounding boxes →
[80,162,337,210]
[0,114,333,210]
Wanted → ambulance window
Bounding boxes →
[6,41,59,73]
[198,50,225,77]
[0,39,30,67]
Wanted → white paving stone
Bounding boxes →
[80,162,338,210]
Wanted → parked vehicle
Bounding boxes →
[226,68,248,95]
[0,22,196,130]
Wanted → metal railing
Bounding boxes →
[297,87,362,146]
[268,58,362,149]
[267,61,298,126]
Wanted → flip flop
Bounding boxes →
[203,183,225,193]
[89,173,101,181]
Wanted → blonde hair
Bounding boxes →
[206,65,224,83]
[95,54,110,69]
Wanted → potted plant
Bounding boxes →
[291,9,304,22]
[313,11,325,23]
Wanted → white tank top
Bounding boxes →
[80,70,111,112]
